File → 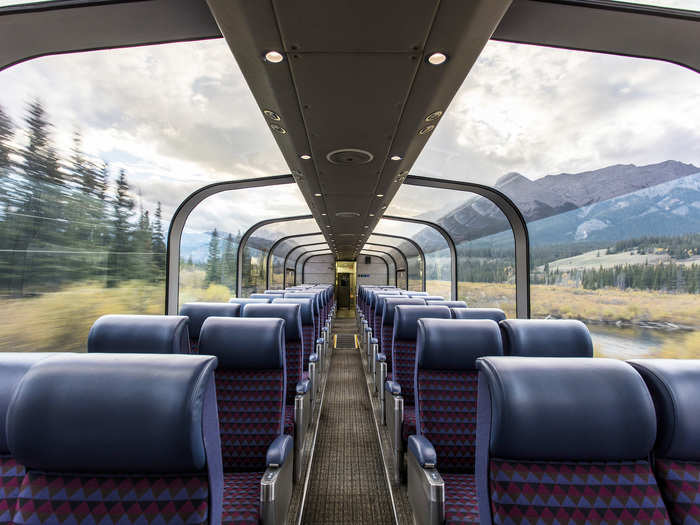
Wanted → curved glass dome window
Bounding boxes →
[412,40,700,358]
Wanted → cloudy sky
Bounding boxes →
[1,29,699,235]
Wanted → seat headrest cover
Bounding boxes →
[500,319,593,357]
[199,317,285,370]
[375,294,401,312]
[407,292,429,297]
[427,300,467,308]
[7,354,217,473]
[272,298,314,325]
[477,357,656,460]
[284,293,319,312]
[0,353,57,454]
[229,298,271,305]
[393,305,451,340]
[628,359,700,460]
[451,308,506,322]
[382,297,426,326]
[417,319,502,370]
[264,291,285,295]
[179,303,241,339]
[242,303,302,341]
[424,296,445,301]
[249,294,273,301]
[87,315,190,354]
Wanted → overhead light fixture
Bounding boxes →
[425,110,443,122]
[363,225,368,229]
[300,154,311,160]
[263,110,281,121]
[326,225,331,228]
[264,51,284,63]
[314,193,322,197]
[419,125,435,135]
[390,155,402,161]
[369,213,375,217]
[321,213,327,216]
[427,52,447,65]
[270,124,287,134]
[376,194,384,198]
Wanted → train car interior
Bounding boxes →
[0,0,699,523]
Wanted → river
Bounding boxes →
[588,324,687,359]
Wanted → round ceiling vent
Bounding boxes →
[326,148,374,165]
[336,211,360,218]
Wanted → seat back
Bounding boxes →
[87,314,191,354]
[451,308,505,322]
[0,354,56,521]
[476,357,667,525]
[242,303,302,406]
[423,296,444,301]
[273,298,315,367]
[179,303,241,351]
[229,297,271,306]
[629,359,700,525]
[391,305,451,405]
[7,353,221,525]
[373,294,401,343]
[381,298,425,367]
[500,319,593,357]
[200,317,285,472]
[415,319,502,474]
[284,293,321,338]
[249,293,274,301]
[426,300,467,308]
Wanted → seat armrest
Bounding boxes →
[407,441,444,525]
[385,380,401,395]
[371,337,378,344]
[316,337,324,345]
[376,352,386,362]
[408,435,437,468]
[308,353,319,363]
[266,434,293,468]
[296,379,311,395]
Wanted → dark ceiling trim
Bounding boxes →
[165,174,294,314]
[236,214,313,297]
[266,231,322,289]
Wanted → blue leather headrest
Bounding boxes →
[393,305,451,340]
[264,291,285,295]
[7,354,217,473]
[0,353,57,454]
[179,302,241,340]
[87,315,190,354]
[477,357,656,460]
[199,317,285,370]
[407,292,429,297]
[284,293,319,314]
[427,300,467,308]
[249,294,273,301]
[416,319,503,370]
[451,308,506,322]
[500,319,593,357]
[424,296,445,301]
[628,359,700,460]
[272,298,314,326]
[382,297,426,326]
[242,303,302,342]
[229,297,271,305]
[374,294,401,314]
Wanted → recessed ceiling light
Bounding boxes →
[263,110,281,121]
[326,225,330,228]
[265,51,284,63]
[390,155,402,161]
[363,225,368,228]
[425,110,443,122]
[300,154,311,160]
[369,213,374,217]
[314,193,322,197]
[376,194,384,198]
[427,52,447,65]
[270,124,287,134]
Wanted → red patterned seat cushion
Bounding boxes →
[13,471,208,524]
[402,408,416,444]
[393,339,417,406]
[417,370,478,472]
[285,341,302,405]
[655,458,700,525]
[284,405,295,437]
[301,325,315,365]
[222,472,262,524]
[489,459,670,525]
[0,456,25,523]
[381,327,393,372]
[443,473,479,524]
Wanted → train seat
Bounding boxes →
[475,357,667,525]
[87,314,191,354]
[179,303,241,352]
[7,353,221,525]
[242,303,310,482]
[199,317,293,524]
[249,294,274,302]
[427,300,468,308]
[499,319,593,357]
[629,359,700,525]
[229,297,273,306]
[0,354,57,522]
[407,319,503,525]
[284,293,321,339]
[451,308,505,322]
[423,296,445,301]
[407,292,430,298]
[376,297,426,410]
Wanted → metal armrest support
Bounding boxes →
[384,385,404,484]
[294,387,310,482]
[308,354,318,401]
[261,437,293,525]
[377,358,387,424]
[370,337,378,375]
[407,437,444,525]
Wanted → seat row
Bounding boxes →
[402,317,700,525]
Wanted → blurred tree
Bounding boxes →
[205,228,221,286]
[108,168,134,286]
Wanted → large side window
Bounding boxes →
[413,40,700,358]
[0,39,287,351]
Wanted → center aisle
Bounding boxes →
[300,312,396,524]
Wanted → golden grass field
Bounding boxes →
[0,272,697,356]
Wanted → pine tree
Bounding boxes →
[205,228,221,286]
[107,169,134,286]
[221,233,236,289]
[0,105,13,172]
[151,201,166,280]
